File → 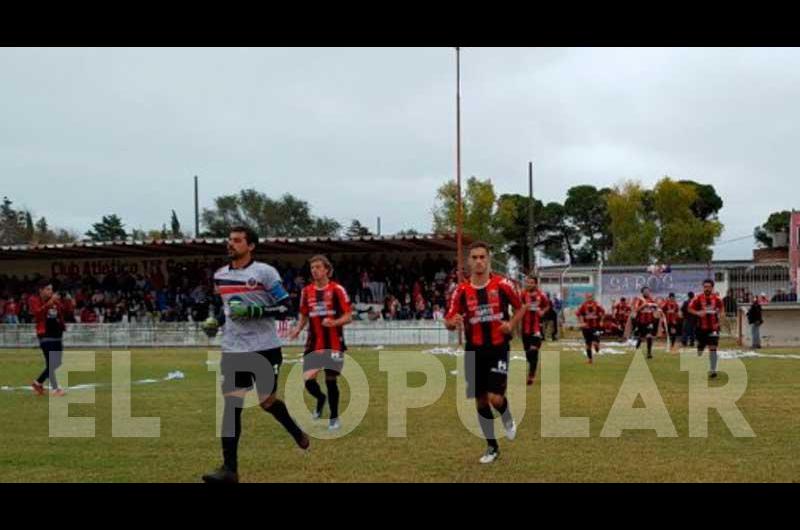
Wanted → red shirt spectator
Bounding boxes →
[4,299,19,316]
[80,306,98,323]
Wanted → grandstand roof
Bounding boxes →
[0,234,465,261]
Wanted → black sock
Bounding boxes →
[325,377,340,420]
[263,398,304,442]
[646,338,653,356]
[221,396,244,473]
[477,404,498,449]
[526,349,539,376]
[635,337,642,349]
[304,379,326,413]
[586,347,593,360]
[494,397,513,425]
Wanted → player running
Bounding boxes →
[519,274,550,385]
[613,297,632,334]
[631,287,661,359]
[202,226,309,484]
[288,255,353,431]
[444,241,525,464]
[575,293,605,364]
[688,279,725,379]
[660,293,681,353]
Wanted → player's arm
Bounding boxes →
[687,298,703,318]
[500,281,524,335]
[444,286,464,330]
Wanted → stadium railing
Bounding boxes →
[0,321,458,348]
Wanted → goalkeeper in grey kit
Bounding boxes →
[202,225,309,484]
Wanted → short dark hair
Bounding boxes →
[703,279,715,287]
[37,279,52,290]
[641,286,650,293]
[526,273,539,282]
[468,241,491,254]
[668,292,675,298]
[688,291,695,298]
[309,254,333,275]
[229,225,259,247]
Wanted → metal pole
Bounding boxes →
[528,161,535,274]
[455,47,463,283]
[377,216,381,236]
[194,175,199,238]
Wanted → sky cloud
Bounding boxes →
[2,47,798,260]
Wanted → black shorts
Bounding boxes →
[522,334,543,352]
[303,349,345,374]
[667,324,680,342]
[582,327,601,345]
[221,348,283,395]
[636,321,658,337]
[464,346,509,399]
[696,330,720,350]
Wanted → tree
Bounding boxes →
[86,214,127,242]
[652,177,722,263]
[170,210,184,238]
[606,178,723,265]
[563,185,613,263]
[345,219,372,238]
[201,189,341,238]
[432,176,501,248]
[396,228,420,236]
[607,181,659,265]
[679,180,724,221]
[754,210,791,248]
[494,194,576,269]
[0,196,26,245]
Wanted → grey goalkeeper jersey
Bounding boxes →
[213,260,289,352]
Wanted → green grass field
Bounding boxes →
[1,339,798,482]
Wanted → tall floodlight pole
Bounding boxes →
[528,161,535,274]
[455,47,463,283]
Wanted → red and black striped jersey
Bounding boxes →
[689,293,723,332]
[660,300,681,325]
[576,300,605,327]
[613,301,632,324]
[445,274,522,350]
[299,281,352,354]
[520,289,550,336]
[633,296,660,325]
[29,296,65,339]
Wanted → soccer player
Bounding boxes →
[632,287,661,359]
[29,279,67,397]
[613,297,632,337]
[519,274,550,385]
[688,279,725,378]
[444,241,525,464]
[660,292,681,353]
[202,226,309,484]
[288,255,353,431]
[575,293,605,364]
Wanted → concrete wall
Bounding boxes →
[738,304,800,347]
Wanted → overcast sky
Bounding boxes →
[2,47,798,260]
